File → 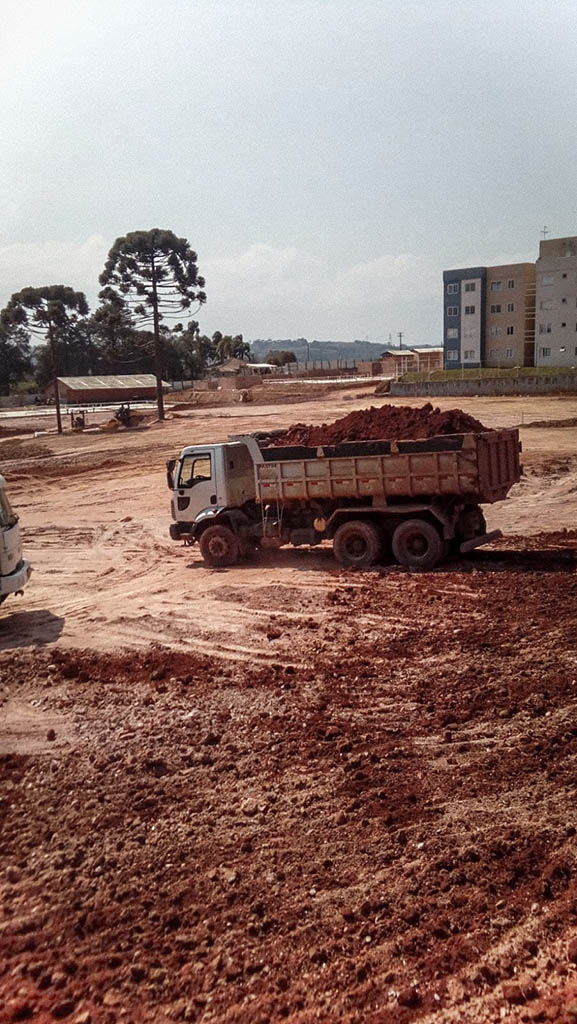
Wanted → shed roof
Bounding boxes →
[56,375,169,390]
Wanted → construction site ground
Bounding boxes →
[1,384,577,1024]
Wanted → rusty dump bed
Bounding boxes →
[255,429,521,505]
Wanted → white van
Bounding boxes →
[0,475,31,604]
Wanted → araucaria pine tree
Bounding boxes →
[99,229,206,419]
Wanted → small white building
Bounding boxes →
[217,359,277,377]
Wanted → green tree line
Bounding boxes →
[0,229,250,406]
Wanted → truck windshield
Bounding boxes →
[178,454,212,488]
[0,488,18,528]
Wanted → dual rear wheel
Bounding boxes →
[333,518,445,570]
[199,518,447,570]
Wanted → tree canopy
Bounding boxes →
[215,333,250,362]
[99,229,206,418]
[1,286,90,431]
[265,349,297,367]
[0,230,249,401]
[0,321,31,391]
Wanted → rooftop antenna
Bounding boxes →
[541,225,549,240]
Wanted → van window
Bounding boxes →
[178,455,212,488]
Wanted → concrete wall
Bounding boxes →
[391,374,577,398]
[56,387,159,404]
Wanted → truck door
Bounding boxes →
[176,451,217,522]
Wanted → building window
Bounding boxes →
[490,304,502,313]
[490,281,502,291]
[506,326,514,335]
[506,348,513,358]
[540,347,551,357]
[507,303,514,312]
[464,282,476,292]
[490,348,497,357]
[447,306,458,317]
[447,283,459,294]
[464,305,475,315]
[541,274,554,286]
[490,326,501,337]
[540,299,553,310]
[446,328,458,339]
[562,297,568,304]
[463,350,475,360]
[507,279,515,288]
[539,323,552,334]
[446,350,459,362]
[562,322,567,328]
[562,272,568,278]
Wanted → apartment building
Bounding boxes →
[442,267,486,370]
[444,262,535,369]
[485,263,535,368]
[535,236,577,368]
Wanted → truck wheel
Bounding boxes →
[333,520,382,568]
[392,519,444,570]
[199,525,240,567]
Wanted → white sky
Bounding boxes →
[1,0,576,345]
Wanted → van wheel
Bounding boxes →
[333,520,382,568]
[392,519,444,570]
[199,525,240,567]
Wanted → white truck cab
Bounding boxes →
[0,475,32,604]
[168,442,256,529]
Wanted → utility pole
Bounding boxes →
[397,332,404,350]
[150,256,165,421]
[48,322,63,435]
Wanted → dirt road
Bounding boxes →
[1,389,577,1023]
[1,389,577,655]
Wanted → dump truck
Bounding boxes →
[167,428,521,570]
[0,475,31,604]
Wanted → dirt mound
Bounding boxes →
[272,402,487,446]
[521,416,577,429]
[0,423,36,438]
[0,438,51,462]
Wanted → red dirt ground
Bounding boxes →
[272,403,487,446]
[2,532,577,1024]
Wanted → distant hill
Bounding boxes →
[250,338,412,362]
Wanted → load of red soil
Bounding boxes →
[272,402,487,446]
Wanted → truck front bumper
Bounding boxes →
[169,524,195,542]
[1,559,32,596]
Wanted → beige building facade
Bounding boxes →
[484,263,536,368]
[535,237,577,368]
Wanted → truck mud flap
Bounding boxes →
[460,529,502,554]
